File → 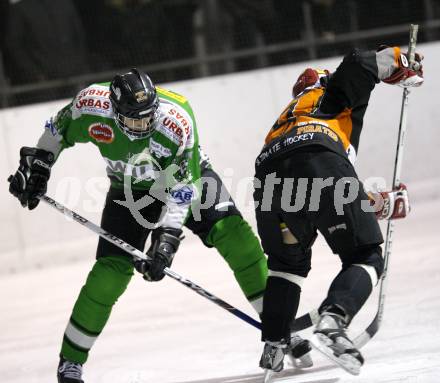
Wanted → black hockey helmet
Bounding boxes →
[109,68,159,140]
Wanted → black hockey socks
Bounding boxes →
[319,264,373,322]
[262,276,301,342]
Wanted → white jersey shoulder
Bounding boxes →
[156,98,195,154]
[71,83,114,119]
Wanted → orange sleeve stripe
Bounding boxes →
[393,46,401,67]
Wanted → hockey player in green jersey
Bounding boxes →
[8,69,311,382]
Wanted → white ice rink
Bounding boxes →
[1,180,439,383]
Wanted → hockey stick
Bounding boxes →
[39,194,262,330]
[291,308,320,332]
[353,24,419,349]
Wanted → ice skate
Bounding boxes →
[286,333,313,368]
[57,357,84,383]
[259,341,287,383]
[311,312,364,375]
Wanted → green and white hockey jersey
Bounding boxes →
[37,83,201,229]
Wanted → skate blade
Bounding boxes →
[263,369,276,383]
[311,334,361,375]
[287,352,313,369]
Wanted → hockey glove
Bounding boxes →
[8,147,54,210]
[369,184,410,220]
[380,46,424,88]
[135,227,183,282]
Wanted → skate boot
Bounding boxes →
[259,341,287,382]
[57,357,84,383]
[311,311,364,375]
[286,333,313,368]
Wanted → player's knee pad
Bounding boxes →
[84,256,134,306]
[342,245,384,286]
[265,223,315,278]
[267,243,312,279]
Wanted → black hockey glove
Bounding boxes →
[134,227,183,282]
[8,147,54,210]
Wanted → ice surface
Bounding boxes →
[1,184,439,383]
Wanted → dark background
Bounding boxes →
[1,0,439,108]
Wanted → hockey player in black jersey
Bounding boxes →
[254,45,423,376]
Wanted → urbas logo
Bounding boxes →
[163,117,184,137]
[88,123,114,144]
[76,98,111,110]
[170,186,193,205]
[168,108,190,135]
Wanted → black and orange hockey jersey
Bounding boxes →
[256,47,402,168]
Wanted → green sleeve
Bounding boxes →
[37,92,94,162]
